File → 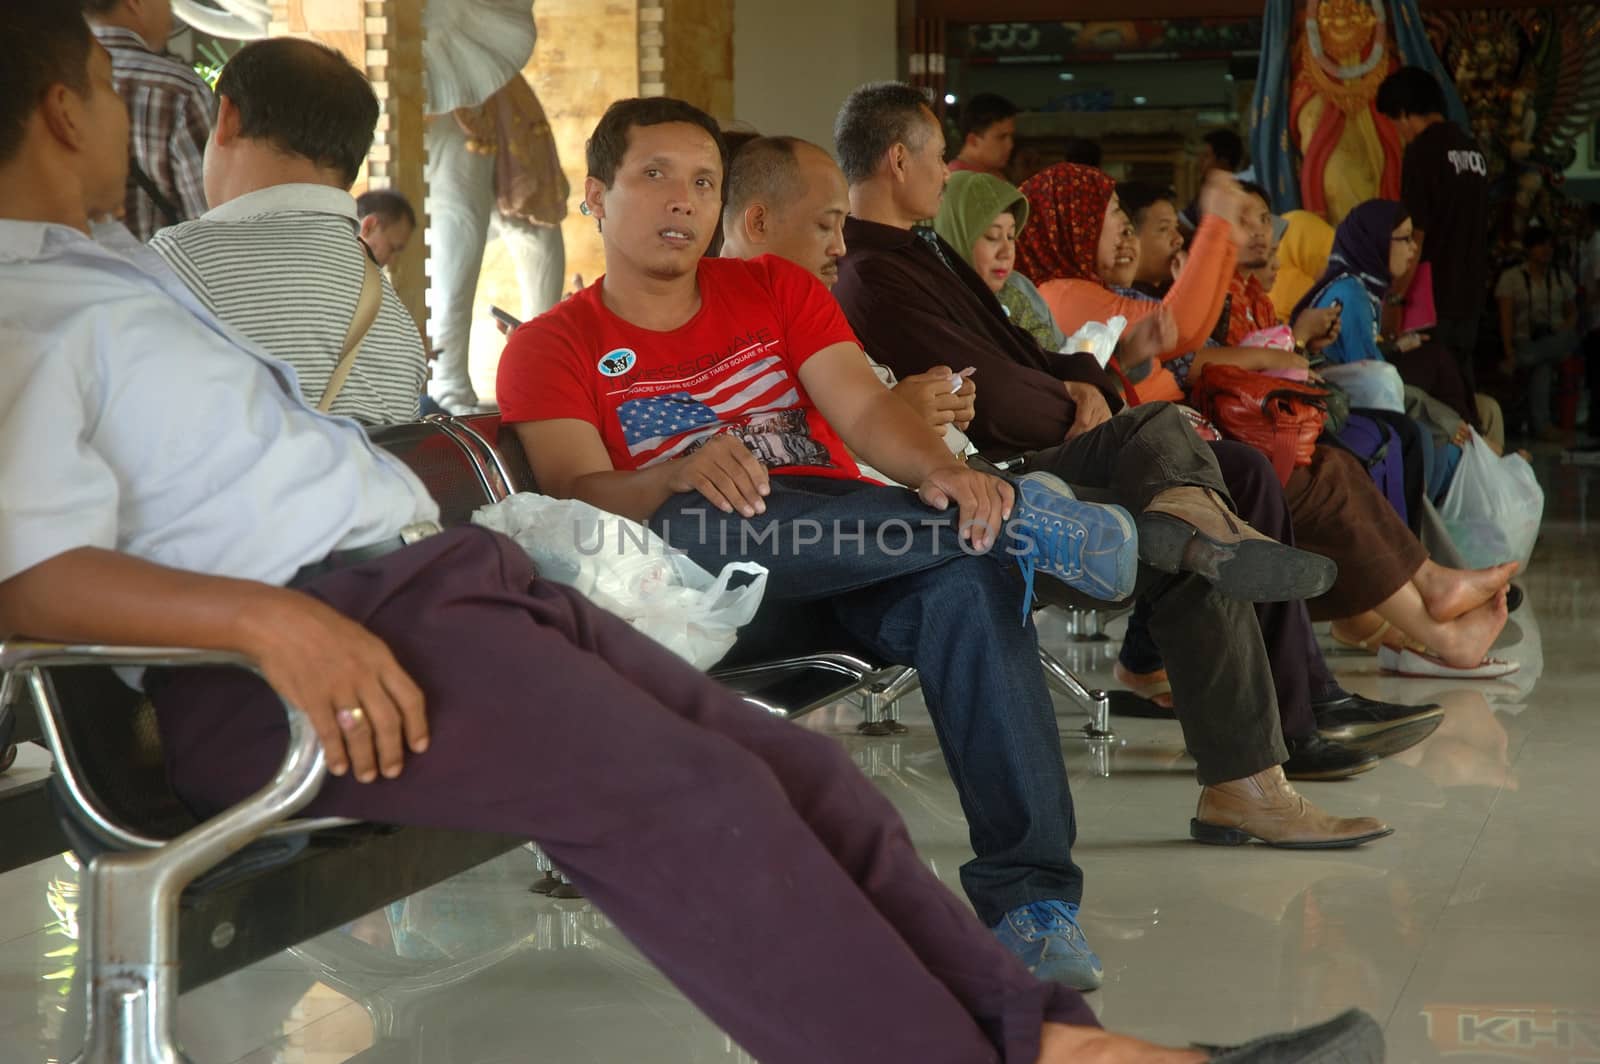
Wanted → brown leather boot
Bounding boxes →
[1138,486,1337,602]
[1191,765,1393,849]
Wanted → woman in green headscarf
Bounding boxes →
[932,170,1067,352]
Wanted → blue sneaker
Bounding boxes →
[991,900,1104,990]
[1010,471,1138,614]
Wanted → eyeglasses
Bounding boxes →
[1392,234,1417,245]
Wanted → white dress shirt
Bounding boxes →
[150,183,427,426]
[0,220,438,588]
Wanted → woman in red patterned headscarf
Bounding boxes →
[1016,163,1241,404]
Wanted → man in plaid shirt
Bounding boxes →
[84,0,213,240]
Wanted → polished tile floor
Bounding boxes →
[2,456,1598,1063]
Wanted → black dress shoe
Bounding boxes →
[1202,1008,1384,1062]
[1314,693,1443,741]
[1507,583,1523,613]
[1283,734,1379,781]
[1332,713,1444,759]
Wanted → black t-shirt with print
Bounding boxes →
[1401,120,1490,322]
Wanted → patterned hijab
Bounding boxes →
[1015,163,1117,285]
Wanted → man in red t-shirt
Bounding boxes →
[500,100,1132,991]
[498,99,1369,994]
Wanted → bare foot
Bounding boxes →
[1038,1023,1207,1064]
[1429,590,1509,668]
[1414,559,1518,622]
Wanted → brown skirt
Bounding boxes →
[1286,443,1428,621]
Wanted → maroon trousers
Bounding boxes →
[150,527,1096,1063]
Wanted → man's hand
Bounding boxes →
[916,465,1014,551]
[1063,381,1112,440]
[1293,304,1341,351]
[664,433,770,517]
[236,589,429,784]
[1117,307,1179,371]
[892,365,976,431]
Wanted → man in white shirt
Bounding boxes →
[149,38,425,426]
[0,7,1382,1062]
[1495,226,1579,440]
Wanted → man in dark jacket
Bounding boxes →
[830,80,1419,819]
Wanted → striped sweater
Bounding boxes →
[150,184,427,426]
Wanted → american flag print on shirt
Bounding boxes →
[617,343,818,468]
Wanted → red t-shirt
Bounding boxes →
[498,255,866,482]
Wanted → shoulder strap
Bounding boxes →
[129,156,181,226]
[317,251,383,412]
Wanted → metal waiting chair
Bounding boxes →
[435,413,1117,766]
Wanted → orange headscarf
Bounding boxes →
[1015,163,1117,285]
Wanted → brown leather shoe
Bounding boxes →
[1138,486,1337,602]
[1191,765,1393,849]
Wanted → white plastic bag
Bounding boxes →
[472,493,768,669]
[1438,430,1544,571]
[1320,360,1405,413]
[1064,316,1127,369]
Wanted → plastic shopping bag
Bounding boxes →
[1320,360,1405,414]
[473,492,768,669]
[1438,430,1544,571]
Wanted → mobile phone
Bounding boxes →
[490,305,523,331]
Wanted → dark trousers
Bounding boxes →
[1433,313,1481,397]
[1116,440,1321,740]
[151,528,1096,1064]
[652,404,1283,930]
[1020,410,1286,774]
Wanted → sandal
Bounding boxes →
[1377,645,1520,680]
[1330,618,1427,655]
[1112,662,1173,708]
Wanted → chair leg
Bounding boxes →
[1038,648,1114,742]
[528,848,585,899]
[857,667,918,736]
[1065,609,1110,643]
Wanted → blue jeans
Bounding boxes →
[651,478,1080,925]
[1516,330,1579,433]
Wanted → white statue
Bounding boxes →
[172,0,570,414]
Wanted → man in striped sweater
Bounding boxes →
[149,37,425,426]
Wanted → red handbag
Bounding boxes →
[1191,363,1328,485]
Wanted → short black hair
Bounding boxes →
[356,188,415,228]
[1238,180,1272,210]
[1117,181,1176,227]
[1376,67,1447,120]
[216,38,378,188]
[1524,225,1555,250]
[959,93,1019,140]
[586,96,725,189]
[1061,137,1103,168]
[1202,129,1245,171]
[834,81,934,185]
[724,135,811,223]
[2,3,93,167]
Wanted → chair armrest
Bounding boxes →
[0,639,342,856]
